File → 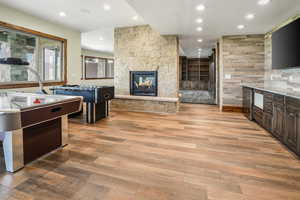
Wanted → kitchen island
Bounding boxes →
[0,92,82,172]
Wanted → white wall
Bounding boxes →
[0,3,81,92]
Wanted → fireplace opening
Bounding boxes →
[130,71,158,96]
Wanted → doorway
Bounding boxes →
[179,49,216,104]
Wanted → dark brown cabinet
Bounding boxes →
[263,92,273,132]
[284,97,300,155]
[253,105,263,127]
[272,95,285,140]
[263,112,273,133]
[243,87,252,120]
[242,86,300,157]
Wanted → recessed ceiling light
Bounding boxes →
[258,0,271,5]
[99,37,104,41]
[245,13,255,20]
[196,4,205,11]
[196,18,203,24]
[197,39,203,43]
[198,48,202,51]
[237,25,245,30]
[132,15,138,21]
[103,4,111,11]
[196,27,203,32]
[59,12,66,17]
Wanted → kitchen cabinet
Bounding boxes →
[263,92,273,132]
[272,95,285,140]
[242,86,300,157]
[242,87,252,120]
[284,97,300,155]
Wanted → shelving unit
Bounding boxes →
[179,58,210,90]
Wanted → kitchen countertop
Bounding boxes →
[242,84,300,100]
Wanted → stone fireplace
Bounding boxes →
[112,25,180,113]
[130,71,158,96]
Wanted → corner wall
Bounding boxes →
[220,35,265,107]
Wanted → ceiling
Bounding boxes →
[0,0,300,57]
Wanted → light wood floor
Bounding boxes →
[1,104,300,200]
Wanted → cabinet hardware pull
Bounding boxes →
[51,107,62,113]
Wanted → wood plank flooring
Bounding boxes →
[1,104,300,200]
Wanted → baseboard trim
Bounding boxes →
[222,106,243,113]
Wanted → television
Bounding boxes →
[272,17,300,69]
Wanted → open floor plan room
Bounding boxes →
[0,0,300,199]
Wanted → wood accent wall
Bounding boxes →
[221,35,265,107]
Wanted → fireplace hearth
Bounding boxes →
[130,71,158,96]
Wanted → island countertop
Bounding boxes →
[242,84,300,100]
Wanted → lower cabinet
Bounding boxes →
[284,98,300,155]
[272,101,285,140]
[242,86,300,157]
[263,112,273,133]
[243,87,252,120]
[253,106,263,127]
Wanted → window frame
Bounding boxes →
[0,21,67,89]
[84,56,114,80]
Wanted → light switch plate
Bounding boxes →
[225,74,231,79]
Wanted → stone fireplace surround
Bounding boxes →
[111,25,179,113]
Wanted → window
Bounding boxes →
[43,47,61,81]
[0,22,66,88]
[84,56,114,79]
[106,59,114,78]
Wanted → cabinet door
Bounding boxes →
[243,87,252,120]
[284,107,300,154]
[263,112,273,133]
[272,104,284,140]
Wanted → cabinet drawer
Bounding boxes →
[264,92,273,114]
[21,100,81,127]
[286,97,300,109]
[274,94,284,105]
[263,112,273,133]
[254,89,264,94]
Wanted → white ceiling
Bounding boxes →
[0,0,145,53]
[0,0,300,57]
[127,0,300,57]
